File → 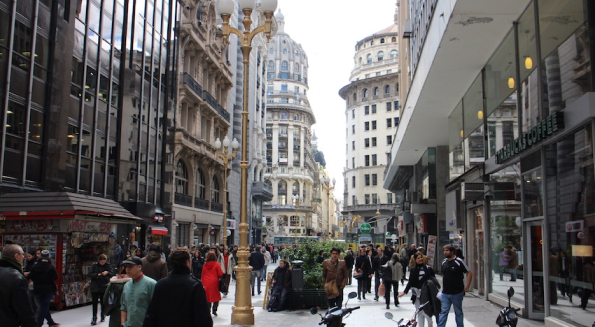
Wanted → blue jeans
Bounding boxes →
[437,291,464,327]
[271,284,288,310]
[261,265,268,280]
[250,270,262,294]
[34,292,57,326]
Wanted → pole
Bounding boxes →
[222,165,228,246]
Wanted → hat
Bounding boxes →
[122,256,142,266]
[40,250,50,258]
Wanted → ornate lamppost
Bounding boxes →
[216,0,278,324]
[324,177,336,241]
[214,136,239,246]
[292,194,302,244]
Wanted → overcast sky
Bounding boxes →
[275,0,398,203]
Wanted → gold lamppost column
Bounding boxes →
[292,194,302,244]
[214,137,239,246]
[324,177,335,241]
[217,0,278,324]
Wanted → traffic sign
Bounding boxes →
[391,234,397,241]
[360,223,371,234]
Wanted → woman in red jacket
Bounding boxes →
[202,252,223,316]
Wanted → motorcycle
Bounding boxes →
[496,287,519,327]
[310,291,360,327]
[384,300,429,327]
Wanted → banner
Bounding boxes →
[426,235,437,267]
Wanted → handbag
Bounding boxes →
[324,261,341,299]
[353,262,365,279]
[378,282,386,297]
[219,276,229,293]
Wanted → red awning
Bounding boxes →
[149,226,168,235]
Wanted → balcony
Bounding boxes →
[210,201,223,213]
[181,73,203,100]
[194,197,209,210]
[252,181,274,201]
[174,192,193,207]
[342,203,400,213]
[202,91,230,123]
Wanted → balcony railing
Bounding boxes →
[252,181,274,201]
[210,201,223,212]
[194,197,209,210]
[181,73,203,99]
[217,104,230,122]
[175,192,193,207]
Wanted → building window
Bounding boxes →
[352,110,355,119]
[352,176,356,188]
[371,105,376,114]
[387,193,393,203]
[394,117,400,126]
[364,106,369,115]
[365,122,370,131]
[175,161,188,194]
[268,60,274,71]
[195,168,206,199]
[372,137,377,146]
[365,138,370,148]
[281,61,288,70]
[377,52,384,61]
[374,87,379,96]
[281,98,288,103]
[294,86,299,93]
[372,174,377,186]
[366,54,372,63]
[365,174,370,186]
[395,83,400,92]
[352,141,355,150]
[391,37,396,42]
[387,118,392,128]
[281,83,287,91]
[352,125,355,134]
[352,195,356,205]
[372,121,377,130]
[211,176,220,203]
[363,89,369,98]
[385,85,390,94]
[387,135,392,145]
[372,194,378,204]
[290,215,300,227]
[282,48,288,54]
[365,194,370,204]
[390,50,398,58]
[352,157,355,168]
[353,93,356,102]
[372,154,377,166]
[380,38,385,43]
[386,102,392,112]
[365,155,370,166]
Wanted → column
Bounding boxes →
[287,125,294,167]
[272,123,279,165]
[300,126,305,168]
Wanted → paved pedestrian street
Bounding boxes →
[50,261,544,327]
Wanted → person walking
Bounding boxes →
[102,273,131,327]
[142,249,212,327]
[322,247,348,309]
[261,247,271,282]
[437,244,472,327]
[579,257,594,310]
[498,247,511,281]
[120,256,156,327]
[409,246,429,268]
[268,260,292,312]
[507,246,518,282]
[191,250,204,279]
[344,250,355,286]
[383,253,403,309]
[373,247,389,301]
[87,254,113,325]
[400,245,409,284]
[202,252,223,316]
[248,246,265,296]
[28,250,60,327]
[398,252,435,327]
[0,244,37,327]
[355,248,371,300]
[221,247,235,298]
[141,244,168,282]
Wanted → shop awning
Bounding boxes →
[0,192,141,221]
[148,226,168,235]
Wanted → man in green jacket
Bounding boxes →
[120,257,156,327]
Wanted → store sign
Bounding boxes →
[359,223,371,234]
[397,220,404,232]
[65,220,112,233]
[209,230,217,235]
[495,111,564,164]
[416,215,427,234]
[227,219,236,230]
[6,220,61,232]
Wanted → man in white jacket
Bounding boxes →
[261,248,271,281]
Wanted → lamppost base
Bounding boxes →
[231,306,255,325]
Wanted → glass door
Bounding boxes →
[525,220,545,320]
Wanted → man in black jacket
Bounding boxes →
[0,244,37,327]
[143,249,212,327]
[373,248,390,301]
[249,246,265,296]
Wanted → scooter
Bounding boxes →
[384,300,429,327]
[310,292,360,327]
[496,287,519,327]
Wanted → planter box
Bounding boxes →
[287,289,328,309]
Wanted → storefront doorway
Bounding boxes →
[525,220,545,320]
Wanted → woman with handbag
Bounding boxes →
[202,252,223,316]
[87,254,113,325]
[355,248,371,300]
[398,252,435,327]
[220,247,235,298]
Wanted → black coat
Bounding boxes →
[87,262,113,293]
[191,255,204,278]
[355,255,373,277]
[28,259,58,295]
[143,267,212,327]
[249,251,265,271]
[344,254,355,270]
[272,266,293,292]
[0,258,37,327]
[403,264,435,295]
[420,277,441,321]
[373,254,390,273]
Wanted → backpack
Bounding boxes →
[382,263,393,282]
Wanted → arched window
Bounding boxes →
[390,50,398,59]
[195,168,205,199]
[281,112,288,119]
[380,38,385,43]
[359,57,362,65]
[294,114,300,121]
[282,48,288,54]
[370,40,374,46]
[374,87,379,96]
[268,60,274,71]
[295,50,299,57]
[294,63,299,72]
[211,176,220,202]
[385,85,390,94]
[378,51,384,61]
[292,182,299,196]
[363,89,369,98]
[278,180,287,193]
[281,61,288,71]
[269,47,274,54]
[366,54,372,63]
[391,37,397,42]
[175,161,188,194]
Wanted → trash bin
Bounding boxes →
[291,260,304,291]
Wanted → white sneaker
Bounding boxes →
[223,293,227,298]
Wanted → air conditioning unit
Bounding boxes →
[460,182,486,202]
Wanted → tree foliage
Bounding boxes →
[280,239,345,289]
